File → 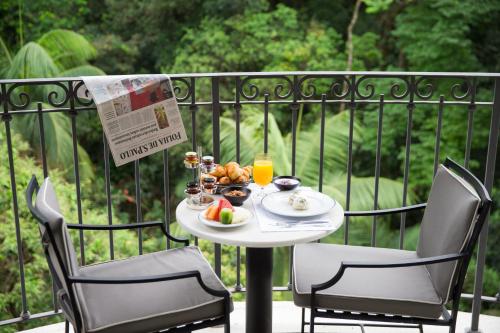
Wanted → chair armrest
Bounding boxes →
[344,203,426,217]
[67,221,163,230]
[311,252,466,293]
[67,220,190,246]
[68,270,229,298]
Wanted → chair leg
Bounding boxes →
[448,321,456,333]
[419,323,424,333]
[65,319,69,333]
[224,315,230,333]
[309,309,315,333]
[301,308,305,333]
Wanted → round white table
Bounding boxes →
[175,194,344,333]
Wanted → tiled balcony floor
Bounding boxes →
[20,301,500,333]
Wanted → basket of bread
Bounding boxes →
[201,162,252,193]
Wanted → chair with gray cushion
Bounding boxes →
[293,158,491,333]
[26,176,232,333]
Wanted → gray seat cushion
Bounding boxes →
[75,246,232,333]
[293,243,442,319]
[417,165,480,303]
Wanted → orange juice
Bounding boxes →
[253,160,273,186]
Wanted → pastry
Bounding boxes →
[226,163,243,180]
[219,176,231,185]
[234,175,247,184]
[210,165,226,178]
[243,165,253,176]
[224,161,239,169]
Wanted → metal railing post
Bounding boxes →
[212,76,222,278]
[68,81,85,265]
[468,78,500,333]
[2,84,30,320]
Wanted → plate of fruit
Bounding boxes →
[199,198,252,228]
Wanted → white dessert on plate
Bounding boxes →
[288,191,309,210]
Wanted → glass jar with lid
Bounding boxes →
[184,152,199,169]
[202,176,217,194]
[184,181,201,207]
[201,155,215,173]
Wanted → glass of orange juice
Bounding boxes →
[253,153,273,198]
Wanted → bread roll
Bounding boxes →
[210,165,226,178]
[234,175,247,184]
[224,162,239,169]
[219,176,231,185]
[226,164,243,180]
[243,165,253,176]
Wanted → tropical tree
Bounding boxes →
[1,29,105,179]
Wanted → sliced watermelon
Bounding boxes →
[220,198,234,211]
[216,198,234,221]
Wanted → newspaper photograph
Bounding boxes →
[80,75,187,167]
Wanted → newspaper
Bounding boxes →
[80,75,187,166]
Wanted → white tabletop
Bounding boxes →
[175,194,344,248]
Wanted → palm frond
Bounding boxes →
[37,29,97,71]
[12,105,94,180]
[323,176,409,211]
[59,65,105,77]
[0,36,13,76]
[218,108,290,173]
[320,176,409,245]
[5,42,59,79]
[295,111,360,185]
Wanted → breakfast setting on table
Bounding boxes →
[179,146,341,235]
[178,147,344,333]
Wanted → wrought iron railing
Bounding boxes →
[1,72,499,331]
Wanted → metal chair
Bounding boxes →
[26,175,232,333]
[293,158,492,333]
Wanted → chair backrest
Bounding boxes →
[417,158,490,304]
[26,176,80,325]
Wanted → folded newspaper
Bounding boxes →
[80,75,187,166]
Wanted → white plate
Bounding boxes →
[261,190,336,218]
[198,207,252,228]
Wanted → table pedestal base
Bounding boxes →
[246,247,273,333]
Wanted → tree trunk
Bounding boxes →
[340,0,363,112]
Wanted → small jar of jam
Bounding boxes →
[201,155,215,172]
[184,152,199,169]
[202,177,217,194]
[185,181,201,207]
[185,181,201,194]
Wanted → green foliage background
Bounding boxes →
[1,0,500,331]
